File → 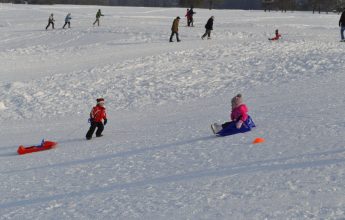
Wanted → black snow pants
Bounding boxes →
[63,22,70,28]
[46,21,54,30]
[86,122,104,139]
[170,32,180,42]
[202,29,212,39]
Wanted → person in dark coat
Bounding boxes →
[202,16,214,40]
[45,13,55,30]
[339,10,345,41]
[169,17,181,42]
[93,9,104,26]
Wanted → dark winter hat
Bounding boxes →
[96,98,104,103]
[177,16,180,19]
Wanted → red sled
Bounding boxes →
[17,140,57,155]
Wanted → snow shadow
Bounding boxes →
[1,156,345,210]
[57,138,86,145]
[0,145,20,157]
[1,135,217,174]
[0,151,17,157]
[0,145,18,152]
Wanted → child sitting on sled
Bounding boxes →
[269,29,281,41]
[211,94,255,136]
[86,98,107,140]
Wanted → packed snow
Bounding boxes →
[1,3,345,219]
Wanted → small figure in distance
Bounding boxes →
[45,13,55,30]
[63,13,72,29]
[187,6,196,27]
[169,16,181,42]
[202,16,214,40]
[93,9,104,26]
[185,9,190,26]
[268,29,281,41]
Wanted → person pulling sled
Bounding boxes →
[211,94,255,136]
[86,98,107,140]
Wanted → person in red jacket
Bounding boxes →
[86,98,107,140]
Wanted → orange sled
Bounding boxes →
[17,141,57,155]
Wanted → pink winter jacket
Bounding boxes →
[231,104,248,122]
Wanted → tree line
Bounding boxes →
[2,0,345,13]
[263,0,345,13]
[0,0,224,7]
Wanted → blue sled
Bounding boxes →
[217,116,256,137]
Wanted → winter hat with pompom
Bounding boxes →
[96,98,105,104]
[231,94,243,109]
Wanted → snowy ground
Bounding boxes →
[1,3,345,219]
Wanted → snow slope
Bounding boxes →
[1,4,345,219]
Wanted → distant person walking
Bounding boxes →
[169,16,181,42]
[339,10,345,42]
[187,6,196,27]
[62,13,72,29]
[185,9,190,26]
[202,16,214,40]
[93,9,104,26]
[45,13,55,30]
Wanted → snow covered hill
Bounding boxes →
[1,4,345,219]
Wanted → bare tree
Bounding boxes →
[262,0,274,12]
[179,0,204,7]
[209,0,224,10]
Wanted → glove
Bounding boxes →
[104,118,107,125]
[236,120,243,129]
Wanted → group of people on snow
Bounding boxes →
[45,8,345,42]
[46,12,72,30]
[169,6,216,42]
[45,7,215,42]
[45,9,105,30]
